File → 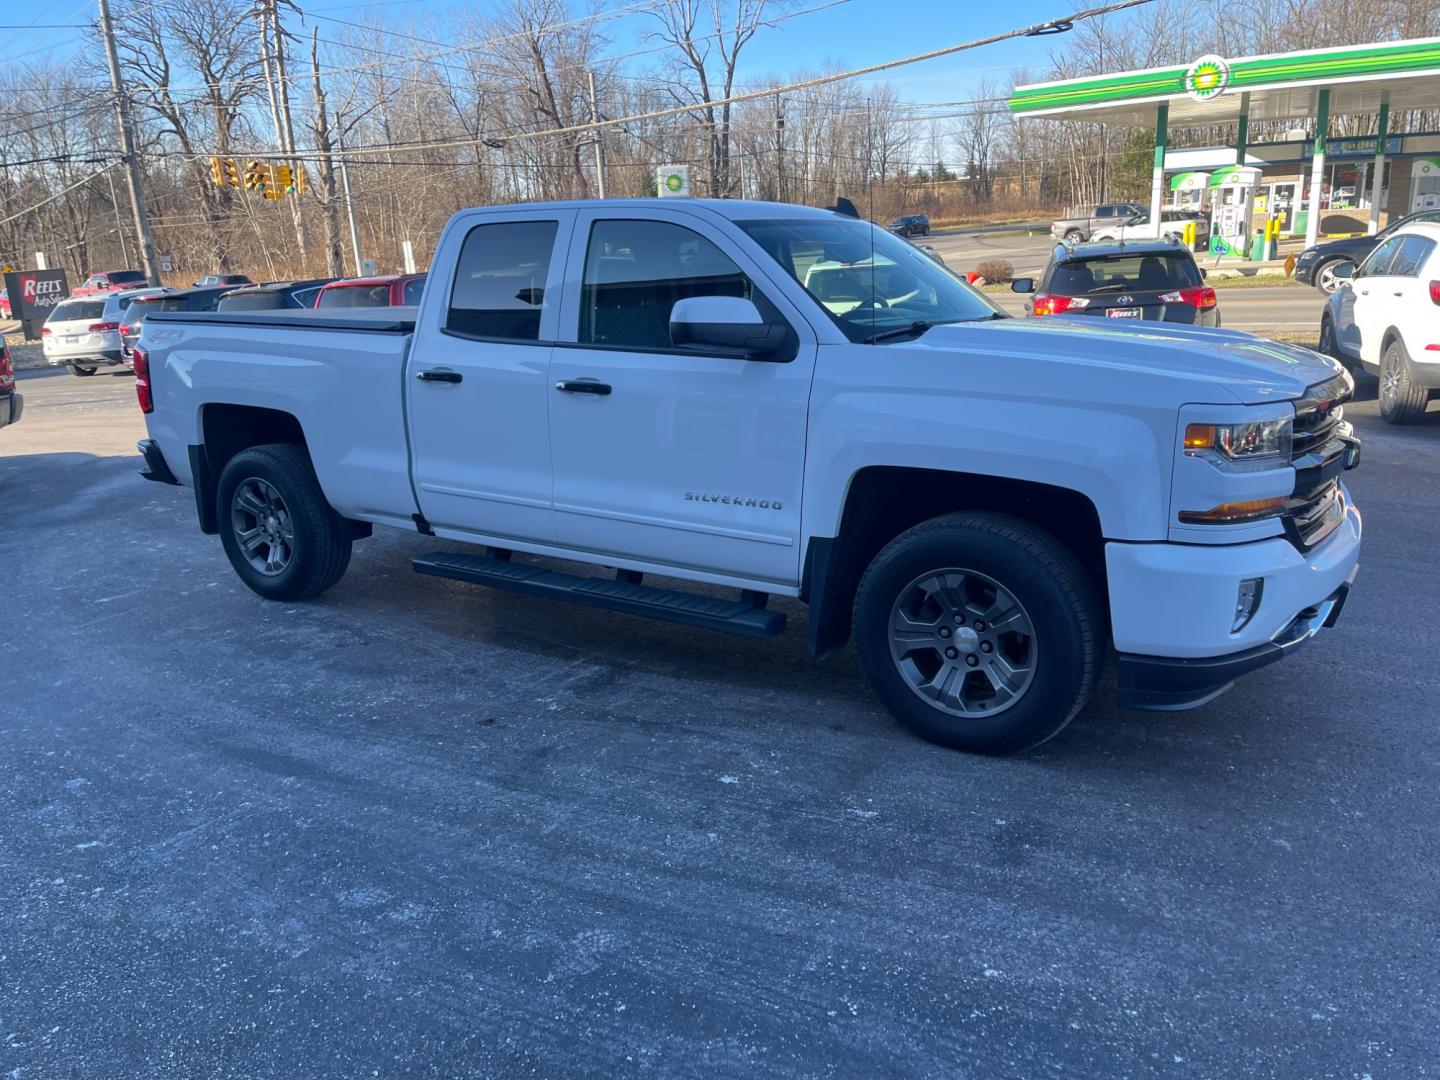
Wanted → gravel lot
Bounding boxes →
[2,366,1438,1079]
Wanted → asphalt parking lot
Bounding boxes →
[3,367,1439,1078]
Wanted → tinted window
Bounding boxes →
[447,221,556,340]
[1049,253,1200,294]
[218,292,282,312]
[109,271,146,284]
[318,284,393,309]
[1358,236,1405,278]
[581,219,750,350]
[1095,206,1114,219]
[1387,235,1435,278]
[403,277,426,305]
[49,300,105,322]
[290,286,324,308]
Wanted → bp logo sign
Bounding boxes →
[1185,54,1230,101]
[656,164,690,197]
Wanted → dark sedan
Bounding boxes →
[0,338,21,430]
[1295,208,1440,293]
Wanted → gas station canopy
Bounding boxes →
[1009,37,1440,128]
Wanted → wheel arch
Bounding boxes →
[801,466,1107,662]
[192,404,309,534]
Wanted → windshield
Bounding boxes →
[109,270,146,284]
[738,218,1002,343]
[217,291,282,312]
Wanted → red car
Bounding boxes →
[0,289,10,319]
[313,273,426,309]
[74,269,149,297]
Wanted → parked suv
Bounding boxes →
[1050,203,1147,243]
[217,278,334,312]
[313,273,426,308]
[120,286,233,363]
[1318,221,1440,424]
[1296,207,1440,294]
[1013,239,1219,326]
[43,287,169,375]
[888,214,930,238]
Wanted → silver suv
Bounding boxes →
[42,287,171,376]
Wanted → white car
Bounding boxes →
[42,287,170,376]
[134,198,1362,755]
[1319,221,1440,424]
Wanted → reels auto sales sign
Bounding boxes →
[3,267,70,340]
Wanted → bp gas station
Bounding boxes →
[1010,37,1440,259]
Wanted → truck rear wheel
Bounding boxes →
[852,512,1101,754]
[216,443,352,601]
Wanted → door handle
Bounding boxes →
[1393,291,1404,297]
[555,379,612,396]
[417,369,462,383]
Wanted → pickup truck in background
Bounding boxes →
[134,197,1363,755]
[1050,202,1147,243]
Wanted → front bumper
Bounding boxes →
[1117,572,1355,709]
[1106,486,1361,709]
[1294,260,1316,285]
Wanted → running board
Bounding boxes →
[413,551,786,639]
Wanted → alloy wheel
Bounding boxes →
[1381,347,1401,413]
[887,568,1037,718]
[231,477,296,576]
[1317,261,1351,294]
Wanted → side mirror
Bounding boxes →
[1332,263,1354,280]
[1011,278,1035,293]
[670,296,789,360]
[1199,268,1208,279]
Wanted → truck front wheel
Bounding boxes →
[853,512,1101,754]
[216,443,352,601]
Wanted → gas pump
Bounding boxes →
[1208,166,1260,257]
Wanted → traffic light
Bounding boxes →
[243,160,266,192]
[209,157,242,188]
[269,164,290,200]
[210,156,225,187]
[293,166,306,195]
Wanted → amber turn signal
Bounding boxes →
[1178,497,1286,525]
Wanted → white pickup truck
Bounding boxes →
[134,198,1363,754]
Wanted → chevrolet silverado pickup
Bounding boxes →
[133,198,1363,754]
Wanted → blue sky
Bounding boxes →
[1,0,1076,105]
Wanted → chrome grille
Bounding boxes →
[1285,373,1353,550]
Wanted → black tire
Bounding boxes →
[1379,338,1429,425]
[1317,313,1348,369]
[852,512,1101,755]
[1064,229,1085,244]
[70,363,97,376]
[216,443,352,601]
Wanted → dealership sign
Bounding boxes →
[3,267,70,340]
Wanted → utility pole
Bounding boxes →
[104,167,132,266]
[98,0,159,284]
[587,71,607,200]
[336,129,363,275]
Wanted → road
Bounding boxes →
[3,370,1439,1078]
[926,229,1328,332]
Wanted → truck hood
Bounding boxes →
[904,317,1344,403]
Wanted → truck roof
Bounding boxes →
[461,197,847,221]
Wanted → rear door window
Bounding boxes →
[446,221,558,340]
[403,277,426,305]
[1049,253,1200,294]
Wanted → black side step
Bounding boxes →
[414,551,786,639]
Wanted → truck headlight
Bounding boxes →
[1183,419,1292,472]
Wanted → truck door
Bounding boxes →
[406,210,574,543]
[547,209,818,588]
